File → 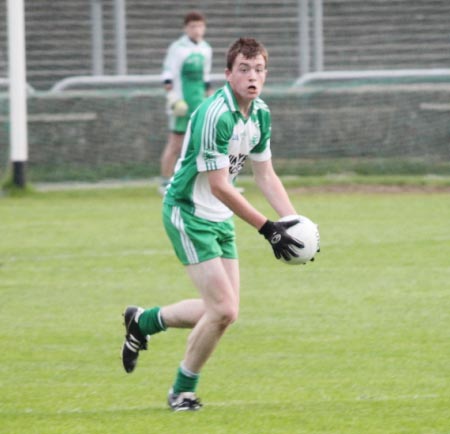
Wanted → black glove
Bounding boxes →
[259,219,304,261]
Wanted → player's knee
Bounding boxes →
[216,304,239,327]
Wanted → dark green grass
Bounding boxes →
[1,185,449,434]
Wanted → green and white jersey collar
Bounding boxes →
[223,82,255,119]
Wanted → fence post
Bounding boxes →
[298,0,310,76]
[313,0,324,72]
[114,0,128,75]
[90,0,104,76]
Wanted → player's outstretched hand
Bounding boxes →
[259,219,304,261]
[166,90,188,117]
[166,90,178,110]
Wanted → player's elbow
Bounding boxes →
[208,169,237,205]
[210,182,228,201]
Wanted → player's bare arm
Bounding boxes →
[252,159,297,217]
[207,167,267,230]
[207,166,303,261]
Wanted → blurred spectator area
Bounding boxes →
[0,0,450,90]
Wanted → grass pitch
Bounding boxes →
[1,183,449,434]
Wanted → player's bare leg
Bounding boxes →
[167,257,239,410]
[160,299,205,328]
[122,258,240,409]
[121,300,203,374]
[182,258,239,372]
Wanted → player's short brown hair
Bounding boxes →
[226,38,268,70]
[184,11,206,25]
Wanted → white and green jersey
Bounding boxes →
[162,35,212,114]
[164,83,272,222]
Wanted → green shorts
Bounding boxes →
[162,203,238,265]
[169,113,189,134]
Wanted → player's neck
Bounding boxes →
[239,106,250,118]
[236,99,252,118]
[188,37,202,45]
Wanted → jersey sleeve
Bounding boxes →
[161,42,179,82]
[249,107,272,162]
[196,112,234,172]
[203,44,212,84]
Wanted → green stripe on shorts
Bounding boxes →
[162,203,238,265]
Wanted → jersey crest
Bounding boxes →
[229,154,248,175]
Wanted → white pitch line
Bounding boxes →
[2,249,173,263]
[6,394,441,416]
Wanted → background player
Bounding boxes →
[159,11,213,194]
[123,38,303,411]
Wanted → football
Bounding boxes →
[278,215,320,265]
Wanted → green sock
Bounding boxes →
[138,307,166,336]
[173,364,200,394]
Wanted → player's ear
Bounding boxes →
[225,68,231,80]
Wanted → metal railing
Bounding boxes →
[294,69,450,87]
[50,72,226,92]
[0,77,35,93]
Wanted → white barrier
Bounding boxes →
[294,69,450,87]
[50,73,226,93]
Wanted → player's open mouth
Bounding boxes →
[248,85,257,91]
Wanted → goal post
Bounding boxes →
[7,0,28,188]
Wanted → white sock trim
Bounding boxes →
[157,309,167,331]
[180,362,199,378]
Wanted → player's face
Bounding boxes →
[185,21,206,43]
[226,54,267,104]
